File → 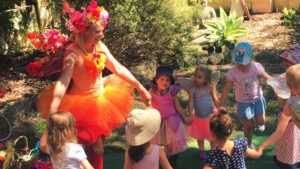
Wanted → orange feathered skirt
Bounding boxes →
[38,75,134,145]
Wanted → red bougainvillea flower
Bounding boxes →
[0,88,6,99]
[26,32,40,39]
[26,29,68,53]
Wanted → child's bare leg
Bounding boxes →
[256,114,265,125]
[198,139,207,159]
[92,135,104,154]
[243,119,254,146]
[197,140,205,150]
[256,114,265,131]
[209,141,216,150]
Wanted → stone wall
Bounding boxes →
[208,0,299,12]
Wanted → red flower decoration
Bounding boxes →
[26,60,43,78]
[26,29,68,54]
[93,53,100,59]
[26,32,39,39]
[84,58,98,79]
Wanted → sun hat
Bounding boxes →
[280,43,300,64]
[232,42,253,65]
[153,66,175,84]
[125,108,161,146]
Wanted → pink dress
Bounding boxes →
[133,145,160,169]
[189,87,216,140]
[274,112,300,166]
[150,85,188,156]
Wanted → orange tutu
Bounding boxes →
[38,75,134,144]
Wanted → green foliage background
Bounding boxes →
[65,0,203,68]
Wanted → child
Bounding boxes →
[203,107,262,169]
[124,108,172,169]
[219,42,272,148]
[258,61,300,169]
[188,65,219,159]
[150,66,188,167]
[285,64,300,128]
[40,112,93,169]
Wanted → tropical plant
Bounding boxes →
[283,8,296,27]
[203,8,249,50]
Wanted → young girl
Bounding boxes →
[150,66,188,167]
[40,112,93,169]
[124,108,172,169]
[204,107,262,169]
[258,53,300,168]
[220,42,272,148]
[188,65,219,159]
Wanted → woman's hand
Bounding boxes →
[138,86,151,106]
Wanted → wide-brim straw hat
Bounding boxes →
[125,108,161,146]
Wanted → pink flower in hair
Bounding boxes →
[87,0,98,12]
[100,10,109,28]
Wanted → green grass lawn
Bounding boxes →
[104,128,277,169]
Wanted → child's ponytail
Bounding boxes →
[210,107,233,140]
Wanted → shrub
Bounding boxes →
[67,0,202,68]
[282,7,300,42]
[32,119,47,138]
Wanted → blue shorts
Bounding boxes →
[237,97,266,120]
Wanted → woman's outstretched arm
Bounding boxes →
[101,42,151,105]
[260,103,292,150]
[49,53,76,114]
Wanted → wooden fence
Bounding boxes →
[208,0,299,12]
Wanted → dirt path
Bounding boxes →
[241,13,292,73]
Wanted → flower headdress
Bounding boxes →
[63,0,110,34]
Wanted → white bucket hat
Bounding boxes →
[125,108,161,146]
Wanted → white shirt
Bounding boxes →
[47,143,87,169]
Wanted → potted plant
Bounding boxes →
[202,8,249,53]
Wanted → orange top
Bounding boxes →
[67,47,106,95]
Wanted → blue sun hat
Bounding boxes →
[232,42,253,65]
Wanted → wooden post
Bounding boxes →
[251,0,274,13]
